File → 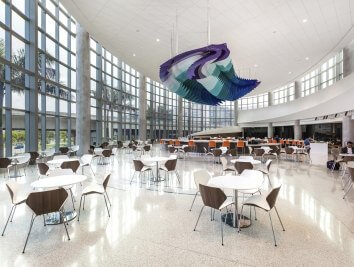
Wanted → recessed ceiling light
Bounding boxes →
[305,57,309,60]
[156,38,160,42]
[254,64,258,67]
[133,53,136,57]
[302,19,308,23]
[288,71,292,74]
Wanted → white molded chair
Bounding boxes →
[189,169,211,211]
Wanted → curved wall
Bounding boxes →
[238,72,354,125]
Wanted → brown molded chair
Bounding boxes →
[29,152,40,165]
[78,174,111,221]
[59,147,69,155]
[2,181,31,236]
[254,148,265,161]
[240,186,285,246]
[143,145,151,152]
[228,148,237,157]
[168,146,177,154]
[193,184,234,246]
[212,148,222,163]
[37,162,50,178]
[23,188,70,253]
[0,158,12,178]
[235,161,253,175]
[284,147,295,161]
[130,160,153,185]
[159,158,181,183]
[60,160,80,174]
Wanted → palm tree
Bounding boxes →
[0,39,59,157]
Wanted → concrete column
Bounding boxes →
[294,81,301,99]
[75,23,91,156]
[342,115,354,146]
[177,96,183,137]
[294,120,302,140]
[234,100,238,125]
[268,92,273,106]
[139,75,147,141]
[267,122,273,138]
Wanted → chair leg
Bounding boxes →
[175,171,181,184]
[105,192,112,206]
[43,215,46,226]
[268,212,277,247]
[193,206,205,231]
[83,195,86,210]
[10,205,17,222]
[274,206,285,231]
[61,211,70,240]
[220,211,224,246]
[78,195,84,221]
[1,205,15,236]
[130,171,136,184]
[189,192,198,211]
[254,207,257,220]
[22,214,36,253]
[69,188,75,210]
[103,194,110,217]
[343,182,353,199]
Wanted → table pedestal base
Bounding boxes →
[45,211,77,225]
[222,213,252,228]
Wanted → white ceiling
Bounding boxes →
[61,0,354,94]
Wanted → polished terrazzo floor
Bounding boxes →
[0,145,354,266]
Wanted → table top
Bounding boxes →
[143,156,170,162]
[47,158,78,165]
[9,155,26,159]
[31,174,87,189]
[339,153,354,157]
[230,159,262,165]
[209,171,264,191]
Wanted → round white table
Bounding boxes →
[208,171,264,228]
[8,155,26,178]
[339,153,354,157]
[31,174,87,224]
[47,158,78,165]
[230,159,262,165]
[142,156,170,182]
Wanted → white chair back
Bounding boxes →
[193,170,211,189]
[220,157,228,169]
[81,154,93,165]
[16,153,31,164]
[53,155,69,160]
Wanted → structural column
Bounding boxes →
[177,96,183,137]
[342,114,354,146]
[233,100,238,126]
[139,75,147,141]
[294,120,302,140]
[76,23,91,156]
[267,122,273,138]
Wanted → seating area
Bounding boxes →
[1,0,354,265]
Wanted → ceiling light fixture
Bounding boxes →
[302,19,308,23]
[254,64,258,67]
[305,57,309,60]
[133,53,136,57]
[156,38,160,42]
[288,71,292,74]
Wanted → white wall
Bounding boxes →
[238,72,354,124]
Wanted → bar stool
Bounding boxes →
[208,140,216,152]
[236,140,245,154]
[222,140,230,149]
[188,140,196,152]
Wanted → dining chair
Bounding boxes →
[259,159,273,187]
[253,148,265,161]
[228,148,237,157]
[284,147,295,161]
[29,152,40,165]
[235,161,253,175]
[60,160,80,174]
[220,157,236,175]
[236,141,245,154]
[80,154,95,176]
[212,148,222,164]
[239,185,285,246]
[102,149,112,165]
[37,162,49,179]
[22,188,70,253]
[189,170,212,211]
[193,184,234,245]
[48,168,76,209]
[0,158,12,178]
[159,158,181,183]
[78,174,111,221]
[130,159,154,185]
[59,147,69,155]
[2,181,31,236]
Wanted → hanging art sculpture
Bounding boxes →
[159,43,260,105]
